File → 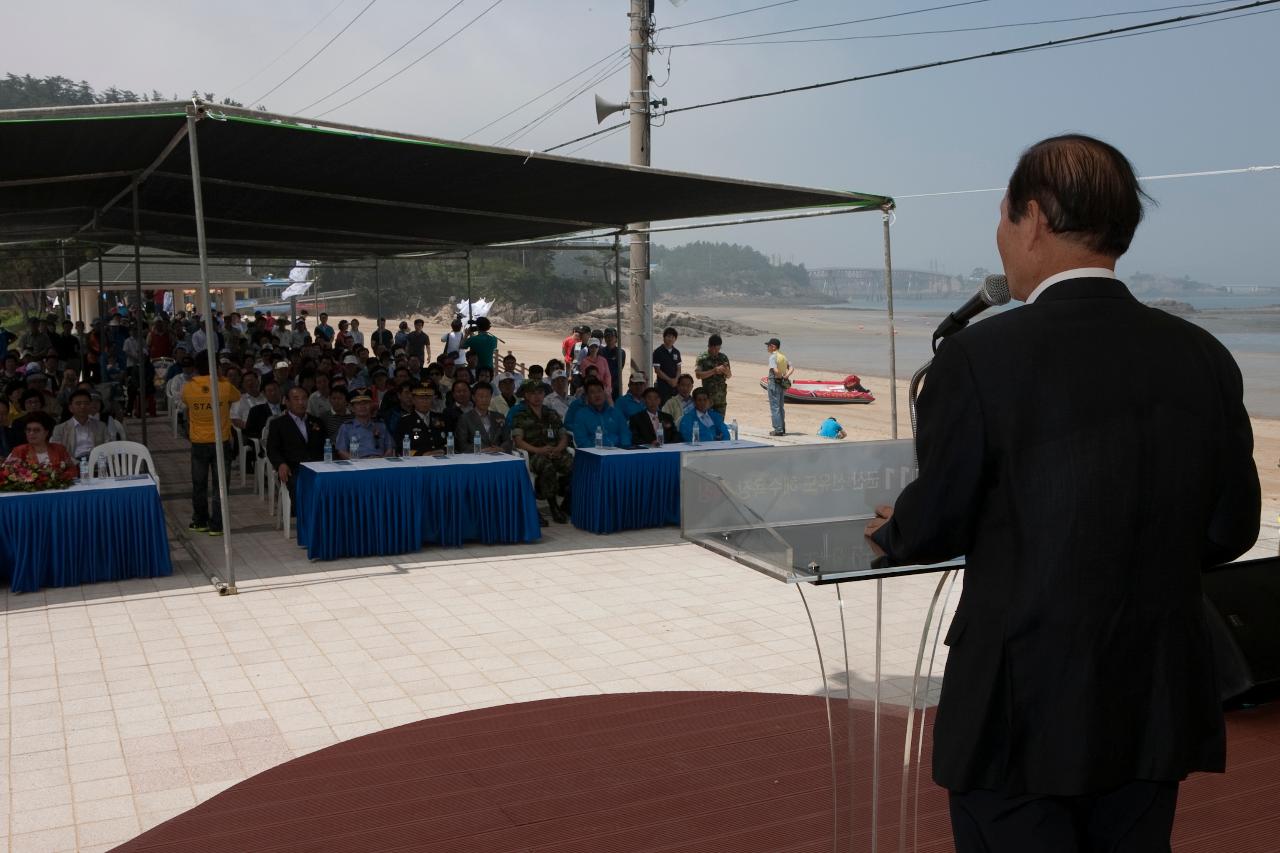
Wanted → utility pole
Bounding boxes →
[627,0,654,380]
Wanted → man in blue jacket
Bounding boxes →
[680,388,729,442]
[571,380,631,448]
[614,374,648,421]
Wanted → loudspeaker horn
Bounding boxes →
[594,94,629,125]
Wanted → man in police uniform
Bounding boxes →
[394,384,449,456]
[511,379,572,523]
[334,389,391,458]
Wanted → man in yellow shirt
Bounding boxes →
[182,362,240,535]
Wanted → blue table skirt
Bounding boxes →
[295,456,542,561]
[0,478,173,594]
[571,442,766,535]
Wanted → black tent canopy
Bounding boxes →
[0,101,891,257]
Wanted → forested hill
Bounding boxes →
[0,72,246,109]
[652,242,810,298]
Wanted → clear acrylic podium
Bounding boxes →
[681,440,964,853]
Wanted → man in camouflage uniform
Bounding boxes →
[694,333,732,416]
[511,379,573,523]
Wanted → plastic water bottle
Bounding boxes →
[402,434,411,456]
[692,423,701,445]
[96,457,108,478]
[446,433,455,457]
[731,419,739,442]
[79,456,89,480]
[323,438,333,462]
[473,430,482,454]
[594,425,603,448]
[349,436,359,458]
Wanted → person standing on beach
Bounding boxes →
[652,326,682,404]
[695,334,732,416]
[865,134,1260,853]
[765,337,792,437]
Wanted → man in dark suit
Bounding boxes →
[628,386,681,445]
[243,377,283,442]
[266,386,328,508]
[866,134,1260,852]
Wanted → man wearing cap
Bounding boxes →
[461,317,499,371]
[615,374,648,421]
[395,384,450,456]
[578,338,612,397]
[545,370,573,419]
[267,386,328,509]
[182,361,241,535]
[695,334,732,416]
[844,374,872,395]
[335,389,391,458]
[490,373,517,417]
[456,383,511,453]
[512,379,572,523]
[341,354,367,389]
[765,337,793,437]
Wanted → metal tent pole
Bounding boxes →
[465,251,472,322]
[132,184,148,444]
[97,249,106,384]
[74,255,83,378]
[186,108,236,595]
[59,243,69,321]
[613,236,623,376]
[882,209,898,441]
[374,257,381,321]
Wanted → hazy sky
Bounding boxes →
[5,0,1278,284]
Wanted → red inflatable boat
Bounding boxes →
[758,377,875,404]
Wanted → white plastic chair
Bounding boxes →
[167,382,185,438]
[88,441,159,489]
[233,425,253,488]
[278,484,292,539]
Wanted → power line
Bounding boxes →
[663,0,995,47]
[543,0,1279,153]
[563,121,629,158]
[250,0,380,107]
[542,0,1280,153]
[297,0,469,114]
[896,165,1280,200]
[226,0,350,99]
[660,1,1237,47]
[493,53,631,148]
[463,46,627,141]
[659,0,803,31]
[314,0,505,118]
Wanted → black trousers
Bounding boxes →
[949,781,1178,853]
[191,441,231,528]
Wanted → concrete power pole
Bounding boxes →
[627,0,653,380]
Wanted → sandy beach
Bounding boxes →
[346,311,1278,525]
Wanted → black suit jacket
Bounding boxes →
[244,402,282,443]
[873,277,1260,797]
[265,411,328,472]
[628,409,680,445]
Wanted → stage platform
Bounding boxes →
[111,691,1280,853]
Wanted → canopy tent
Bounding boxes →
[0,99,899,594]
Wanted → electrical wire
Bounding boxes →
[250,0,380,107]
[660,0,1238,47]
[895,165,1280,200]
[563,121,629,158]
[659,0,803,31]
[463,46,627,141]
[296,0,468,114]
[225,0,350,99]
[493,53,631,148]
[314,0,505,118]
[665,0,995,47]
[543,0,1279,153]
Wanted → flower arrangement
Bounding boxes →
[0,458,78,493]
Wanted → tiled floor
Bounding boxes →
[2,418,1275,852]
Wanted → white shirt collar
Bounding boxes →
[1025,267,1116,304]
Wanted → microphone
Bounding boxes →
[933,274,1010,343]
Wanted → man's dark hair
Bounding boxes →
[21,388,43,406]
[261,377,280,390]
[472,382,493,396]
[692,387,709,400]
[708,334,722,347]
[677,373,694,384]
[452,379,470,393]
[68,389,92,404]
[1006,134,1152,257]
[643,386,660,399]
[583,379,604,392]
[662,326,678,338]
[476,317,492,332]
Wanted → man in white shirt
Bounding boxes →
[349,318,365,347]
[545,370,573,419]
[230,371,266,430]
[51,389,107,459]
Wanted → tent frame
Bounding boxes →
[1,99,897,596]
